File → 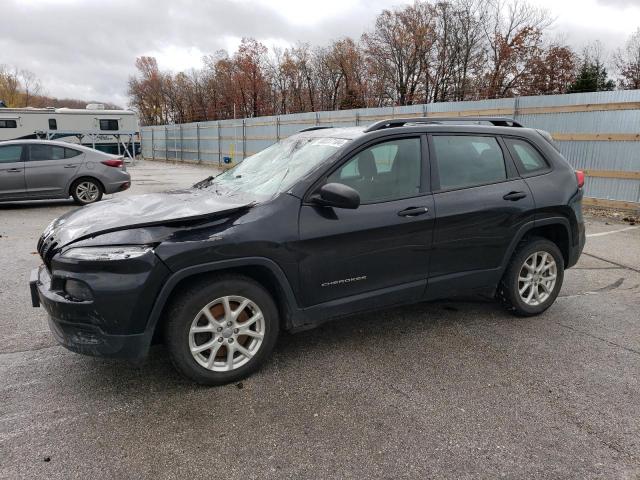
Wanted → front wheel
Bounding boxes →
[163,276,280,385]
[498,237,564,316]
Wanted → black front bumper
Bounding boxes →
[30,266,150,359]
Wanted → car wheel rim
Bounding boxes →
[188,295,265,372]
[518,251,557,306]
[77,182,99,202]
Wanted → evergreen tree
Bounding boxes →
[567,60,615,93]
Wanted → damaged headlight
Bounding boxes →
[61,245,152,261]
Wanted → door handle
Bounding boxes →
[6,168,22,173]
[398,206,429,217]
[503,191,527,201]
[64,164,76,168]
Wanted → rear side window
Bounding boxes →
[505,138,549,174]
[0,119,17,128]
[99,119,119,131]
[29,144,66,161]
[0,145,23,163]
[64,148,82,158]
[433,135,506,190]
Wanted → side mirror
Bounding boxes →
[312,183,360,209]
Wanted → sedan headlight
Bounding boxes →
[61,245,152,261]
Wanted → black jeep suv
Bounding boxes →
[30,117,585,385]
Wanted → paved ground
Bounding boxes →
[1,160,639,479]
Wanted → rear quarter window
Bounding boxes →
[505,138,549,174]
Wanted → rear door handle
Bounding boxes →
[64,164,76,168]
[398,206,429,217]
[6,168,22,173]
[503,191,527,201]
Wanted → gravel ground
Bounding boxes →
[1,160,639,479]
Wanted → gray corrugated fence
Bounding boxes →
[140,90,640,210]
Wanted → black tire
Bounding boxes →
[497,236,564,316]
[71,177,103,205]
[163,275,280,385]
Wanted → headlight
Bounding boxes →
[61,245,152,261]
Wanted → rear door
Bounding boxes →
[0,144,26,199]
[428,134,535,297]
[25,144,85,197]
[297,135,434,307]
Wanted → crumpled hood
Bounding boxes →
[44,189,253,247]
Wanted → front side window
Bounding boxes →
[99,119,119,131]
[0,145,23,163]
[505,138,548,174]
[433,135,506,190]
[328,137,421,203]
[0,119,17,128]
[29,144,66,161]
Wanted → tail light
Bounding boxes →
[575,170,585,189]
[101,157,124,168]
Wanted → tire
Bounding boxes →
[497,236,564,316]
[163,275,280,385]
[71,178,103,205]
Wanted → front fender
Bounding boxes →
[138,257,303,356]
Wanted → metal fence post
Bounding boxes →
[217,122,222,167]
[242,119,246,160]
[151,129,155,160]
[276,116,280,141]
[165,126,168,161]
[173,127,178,162]
[513,96,520,120]
[355,112,360,126]
[179,124,183,162]
[315,112,320,125]
[196,124,201,163]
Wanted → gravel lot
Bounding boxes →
[1,160,639,479]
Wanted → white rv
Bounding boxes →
[0,104,140,158]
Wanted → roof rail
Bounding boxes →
[363,116,523,133]
[298,125,334,133]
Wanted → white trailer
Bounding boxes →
[0,105,139,159]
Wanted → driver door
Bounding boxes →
[297,135,434,308]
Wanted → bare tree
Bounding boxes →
[615,28,640,90]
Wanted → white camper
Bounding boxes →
[0,104,139,159]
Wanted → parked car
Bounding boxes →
[0,140,130,205]
[30,117,585,385]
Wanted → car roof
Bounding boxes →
[293,123,541,141]
[0,139,112,155]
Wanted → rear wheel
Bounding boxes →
[71,178,103,205]
[163,276,280,385]
[498,237,564,316]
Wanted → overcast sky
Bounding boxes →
[1,0,639,107]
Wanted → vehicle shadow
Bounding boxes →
[0,199,76,209]
[76,296,506,392]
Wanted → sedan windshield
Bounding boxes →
[201,136,348,200]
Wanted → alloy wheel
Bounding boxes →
[518,251,557,306]
[76,182,99,203]
[188,295,265,372]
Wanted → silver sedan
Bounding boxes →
[0,140,131,205]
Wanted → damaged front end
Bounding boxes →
[30,189,256,359]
